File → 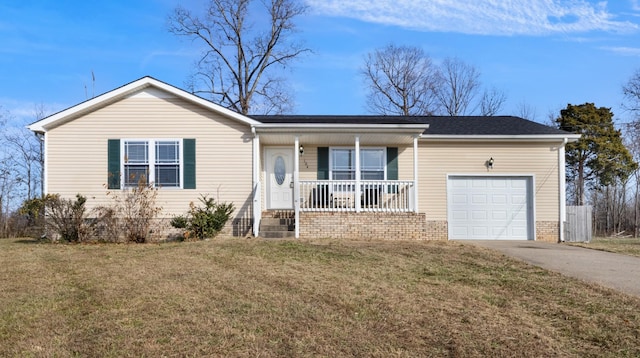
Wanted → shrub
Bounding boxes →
[171,195,234,240]
[44,194,91,243]
[97,181,163,243]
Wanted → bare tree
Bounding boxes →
[623,68,640,115]
[361,44,441,116]
[3,104,46,201]
[168,0,308,115]
[479,87,507,116]
[434,57,481,116]
[515,101,538,121]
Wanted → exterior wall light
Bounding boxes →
[488,157,494,169]
[299,145,304,155]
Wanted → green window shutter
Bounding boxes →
[107,139,121,189]
[387,147,398,194]
[317,147,329,180]
[183,138,196,189]
[387,147,398,180]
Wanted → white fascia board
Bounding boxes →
[420,134,581,142]
[28,76,260,132]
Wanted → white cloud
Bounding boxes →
[601,46,640,56]
[632,0,640,11]
[305,0,639,36]
[0,98,64,125]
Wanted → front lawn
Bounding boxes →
[571,237,640,258]
[1,238,639,357]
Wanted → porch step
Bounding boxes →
[259,211,295,239]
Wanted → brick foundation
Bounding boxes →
[536,221,559,243]
[295,215,561,242]
[299,212,427,240]
[424,220,448,240]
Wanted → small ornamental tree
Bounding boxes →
[97,180,163,243]
[44,194,91,242]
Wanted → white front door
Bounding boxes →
[266,148,294,209]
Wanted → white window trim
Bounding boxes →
[329,146,387,181]
[121,138,184,189]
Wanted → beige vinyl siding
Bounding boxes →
[397,146,414,181]
[418,140,560,221]
[46,90,253,220]
[299,146,317,180]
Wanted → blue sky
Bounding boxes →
[1,0,640,125]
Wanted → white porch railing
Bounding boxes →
[300,180,415,212]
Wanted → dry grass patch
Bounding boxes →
[571,237,640,258]
[1,237,639,357]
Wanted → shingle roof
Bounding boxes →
[251,115,424,125]
[250,115,572,136]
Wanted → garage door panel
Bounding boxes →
[472,211,487,220]
[491,180,507,188]
[472,226,489,236]
[472,194,487,204]
[452,194,468,204]
[451,226,468,237]
[472,180,487,188]
[492,211,507,220]
[510,180,527,189]
[451,210,467,220]
[448,176,532,240]
[492,194,507,204]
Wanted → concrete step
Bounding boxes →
[260,230,296,239]
[260,224,295,232]
[260,217,294,226]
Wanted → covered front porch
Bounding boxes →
[251,121,428,238]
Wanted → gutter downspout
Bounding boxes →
[34,131,45,198]
[559,137,568,242]
[252,127,261,237]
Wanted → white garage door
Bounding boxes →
[448,176,532,240]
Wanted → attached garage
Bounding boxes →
[447,176,534,240]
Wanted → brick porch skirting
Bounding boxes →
[299,212,427,240]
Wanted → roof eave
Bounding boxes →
[420,134,581,142]
[28,76,261,132]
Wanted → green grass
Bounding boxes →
[571,237,640,258]
[0,237,639,357]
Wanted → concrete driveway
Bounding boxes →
[465,240,640,297]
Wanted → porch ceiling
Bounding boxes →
[257,132,420,146]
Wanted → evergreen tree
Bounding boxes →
[556,103,637,205]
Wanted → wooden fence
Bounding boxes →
[565,205,592,243]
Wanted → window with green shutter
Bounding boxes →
[110,138,195,189]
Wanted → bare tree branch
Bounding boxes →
[480,87,507,116]
[623,68,640,115]
[168,0,308,115]
[434,57,481,116]
[361,44,441,116]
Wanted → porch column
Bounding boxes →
[559,138,568,242]
[355,135,361,212]
[252,132,261,237]
[413,136,419,213]
[294,136,300,239]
